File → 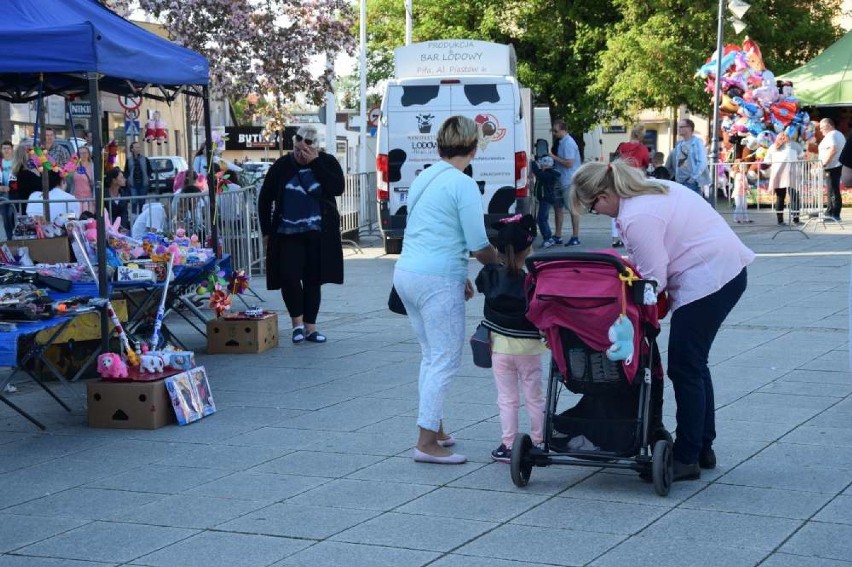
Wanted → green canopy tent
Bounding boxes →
[777,30,852,106]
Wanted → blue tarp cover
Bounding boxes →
[0,0,208,100]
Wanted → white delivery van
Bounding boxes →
[376,40,529,254]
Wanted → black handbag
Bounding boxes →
[388,285,406,315]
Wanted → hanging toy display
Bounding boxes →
[154,110,168,145]
[105,139,118,168]
[145,110,168,145]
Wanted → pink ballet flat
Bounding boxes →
[413,448,467,464]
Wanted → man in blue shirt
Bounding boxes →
[550,120,582,246]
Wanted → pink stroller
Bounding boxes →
[514,251,673,496]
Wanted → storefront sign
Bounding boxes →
[225,126,299,151]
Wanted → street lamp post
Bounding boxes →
[709,0,749,209]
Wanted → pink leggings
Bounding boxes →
[492,353,545,447]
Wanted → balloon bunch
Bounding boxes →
[27,147,61,173]
[697,36,815,160]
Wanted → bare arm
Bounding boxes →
[472,244,500,266]
[549,151,574,168]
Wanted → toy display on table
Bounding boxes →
[697,37,816,162]
[11,215,68,240]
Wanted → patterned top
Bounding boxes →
[276,167,322,234]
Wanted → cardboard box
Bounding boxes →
[87,377,177,429]
[206,312,278,354]
[0,237,71,264]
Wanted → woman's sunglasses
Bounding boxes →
[588,193,603,214]
[295,135,314,146]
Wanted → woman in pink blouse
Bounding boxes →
[570,160,754,482]
[72,145,95,215]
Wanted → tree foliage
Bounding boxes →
[592,0,843,118]
[103,0,356,128]
[364,0,843,135]
[364,0,618,137]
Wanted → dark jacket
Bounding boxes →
[123,153,152,190]
[258,152,345,285]
[475,264,539,338]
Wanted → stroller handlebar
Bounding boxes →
[525,251,629,276]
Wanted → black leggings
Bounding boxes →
[273,233,322,324]
[281,281,321,324]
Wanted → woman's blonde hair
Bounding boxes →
[12,144,30,173]
[570,159,668,213]
[78,145,91,162]
[437,115,477,159]
[630,123,646,141]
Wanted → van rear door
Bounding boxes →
[449,81,519,221]
[384,83,452,223]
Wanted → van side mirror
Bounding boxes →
[535,138,549,159]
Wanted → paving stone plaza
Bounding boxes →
[0,211,850,567]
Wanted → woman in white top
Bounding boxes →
[763,131,804,224]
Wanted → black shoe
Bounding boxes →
[491,443,511,463]
[699,448,716,469]
[672,460,701,482]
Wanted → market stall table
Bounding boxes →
[0,315,76,429]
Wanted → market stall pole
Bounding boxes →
[203,86,220,259]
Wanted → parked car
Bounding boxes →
[241,161,271,185]
[149,155,189,193]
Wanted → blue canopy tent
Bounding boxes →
[0,0,216,313]
[0,0,209,102]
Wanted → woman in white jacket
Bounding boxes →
[763,132,804,225]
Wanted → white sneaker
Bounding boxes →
[542,238,555,248]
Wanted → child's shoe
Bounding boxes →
[491,443,511,463]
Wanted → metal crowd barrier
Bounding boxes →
[707,159,829,225]
[1,171,380,276]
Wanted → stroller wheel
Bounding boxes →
[650,427,674,451]
[511,434,534,487]
[652,439,673,497]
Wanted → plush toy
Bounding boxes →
[139,353,165,374]
[97,353,128,379]
[84,219,97,243]
[154,111,168,145]
[106,139,118,168]
[144,116,156,143]
[606,314,634,365]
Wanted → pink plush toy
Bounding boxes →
[97,353,128,379]
[154,111,168,145]
[84,219,97,243]
[144,117,156,144]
